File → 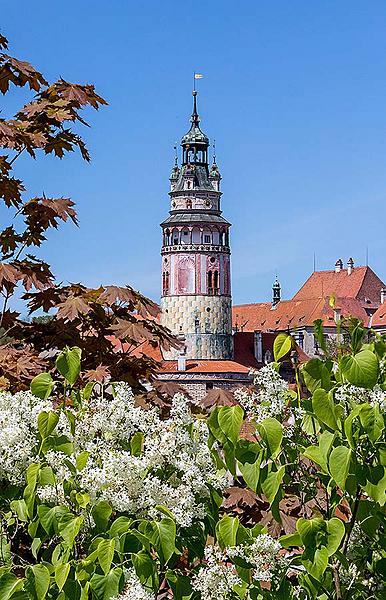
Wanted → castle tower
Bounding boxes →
[160,91,233,360]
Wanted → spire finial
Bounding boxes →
[191,89,199,123]
[213,139,216,163]
[173,143,178,166]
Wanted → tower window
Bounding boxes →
[162,271,169,295]
[204,234,211,244]
[207,270,213,295]
[213,270,219,295]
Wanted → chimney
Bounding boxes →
[177,354,186,372]
[335,259,343,273]
[177,337,186,371]
[381,288,386,304]
[347,257,354,275]
[334,307,342,323]
[254,331,263,363]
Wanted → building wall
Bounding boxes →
[161,295,233,359]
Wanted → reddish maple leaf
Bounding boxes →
[56,295,92,321]
[110,319,156,343]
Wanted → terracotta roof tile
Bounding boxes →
[293,266,384,303]
[159,359,251,374]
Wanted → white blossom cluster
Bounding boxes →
[234,365,290,424]
[192,545,241,600]
[111,568,155,600]
[5,384,224,527]
[0,390,53,484]
[192,535,284,600]
[335,384,386,412]
[227,534,283,582]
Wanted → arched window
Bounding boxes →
[178,257,195,293]
[207,270,213,295]
[203,228,211,244]
[192,227,201,244]
[212,228,220,245]
[213,270,219,295]
[162,271,169,295]
[172,228,179,245]
[181,229,190,244]
[186,199,192,209]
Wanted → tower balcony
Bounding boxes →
[161,243,230,255]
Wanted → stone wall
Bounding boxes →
[161,295,233,359]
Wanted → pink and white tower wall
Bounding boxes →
[160,91,233,360]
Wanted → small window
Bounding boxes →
[204,235,211,244]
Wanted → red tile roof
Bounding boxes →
[233,296,370,331]
[233,266,385,332]
[293,266,384,304]
[159,359,251,374]
[370,304,386,328]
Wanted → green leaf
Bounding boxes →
[98,539,116,575]
[76,451,89,471]
[31,372,54,400]
[273,333,292,361]
[329,446,352,490]
[364,467,386,506]
[279,532,302,548]
[27,564,50,600]
[0,572,24,600]
[150,518,176,564]
[56,346,81,386]
[54,564,70,592]
[90,568,122,600]
[130,432,144,456]
[258,417,283,458]
[296,517,326,548]
[340,349,379,388]
[10,499,28,522]
[302,430,335,473]
[216,515,239,549]
[359,404,384,443]
[313,319,327,352]
[131,552,158,589]
[238,454,261,491]
[83,381,95,400]
[312,389,339,431]
[38,505,69,535]
[303,546,329,581]
[301,358,331,393]
[38,411,59,439]
[58,513,83,547]
[261,466,285,505]
[326,518,345,556]
[92,501,112,531]
[218,405,244,444]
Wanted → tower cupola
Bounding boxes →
[272,276,281,307]
[181,91,209,166]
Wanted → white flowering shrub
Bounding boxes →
[0,327,385,600]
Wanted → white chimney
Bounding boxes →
[347,257,354,275]
[177,355,186,371]
[381,289,386,304]
[335,259,343,273]
[334,307,342,323]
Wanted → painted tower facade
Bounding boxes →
[160,91,233,360]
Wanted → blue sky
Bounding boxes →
[2,1,386,306]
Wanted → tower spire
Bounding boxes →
[192,90,199,123]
